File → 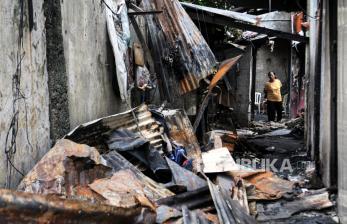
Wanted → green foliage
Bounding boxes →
[181,0,234,10]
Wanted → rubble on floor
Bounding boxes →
[2,106,336,223]
[256,189,333,222]
[234,116,337,223]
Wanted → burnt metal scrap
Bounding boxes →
[66,104,202,172]
[141,0,217,95]
[65,104,164,152]
[193,55,243,132]
[0,0,336,223]
[17,139,112,196]
[106,129,172,183]
[256,190,334,221]
[181,2,309,43]
[102,150,174,200]
[0,189,156,224]
[88,169,156,209]
[160,108,203,172]
[181,206,213,224]
[208,180,257,224]
[8,107,334,223]
[165,157,207,192]
[157,186,213,210]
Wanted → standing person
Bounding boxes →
[264,72,283,122]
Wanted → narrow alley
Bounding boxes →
[0,0,345,223]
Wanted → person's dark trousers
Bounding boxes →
[267,101,283,122]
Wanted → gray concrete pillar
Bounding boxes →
[338,0,347,222]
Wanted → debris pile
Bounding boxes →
[0,105,334,223]
[234,117,337,223]
[0,0,337,223]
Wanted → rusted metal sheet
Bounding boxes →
[208,56,243,92]
[89,169,156,210]
[257,190,333,221]
[0,189,156,224]
[161,109,202,172]
[65,104,164,152]
[181,2,309,43]
[103,150,174,200]
[18,139,112,196]
[230,170,295,200]
[193,56,242,132]
[142,0,217,94]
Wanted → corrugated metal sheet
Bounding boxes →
[209,55,243,91]
[65,104,164,152]
[181,2,293,32]
[161,109,202,172]
[142,0,217,94]
[181,2,257,24]
[181,2,309,43]
[208,180,257,224]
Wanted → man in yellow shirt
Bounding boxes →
[264,72,283,122]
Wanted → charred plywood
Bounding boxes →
[141,0,217,95]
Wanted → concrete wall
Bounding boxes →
[319,0,334,188]
[0,0,51,188]
[44,0,70,142]
[306,0,320,160]
[0,0,126,188]
[61,0,125,129]
[290,46,305,118]
[235,47,252,126]
[208,46,252,127]
[338,0,347,222]
[258,11,292,33]
[255,39,290,96]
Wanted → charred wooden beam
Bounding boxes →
[0,189,155,224]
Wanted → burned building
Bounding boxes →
[0,0,345,223]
